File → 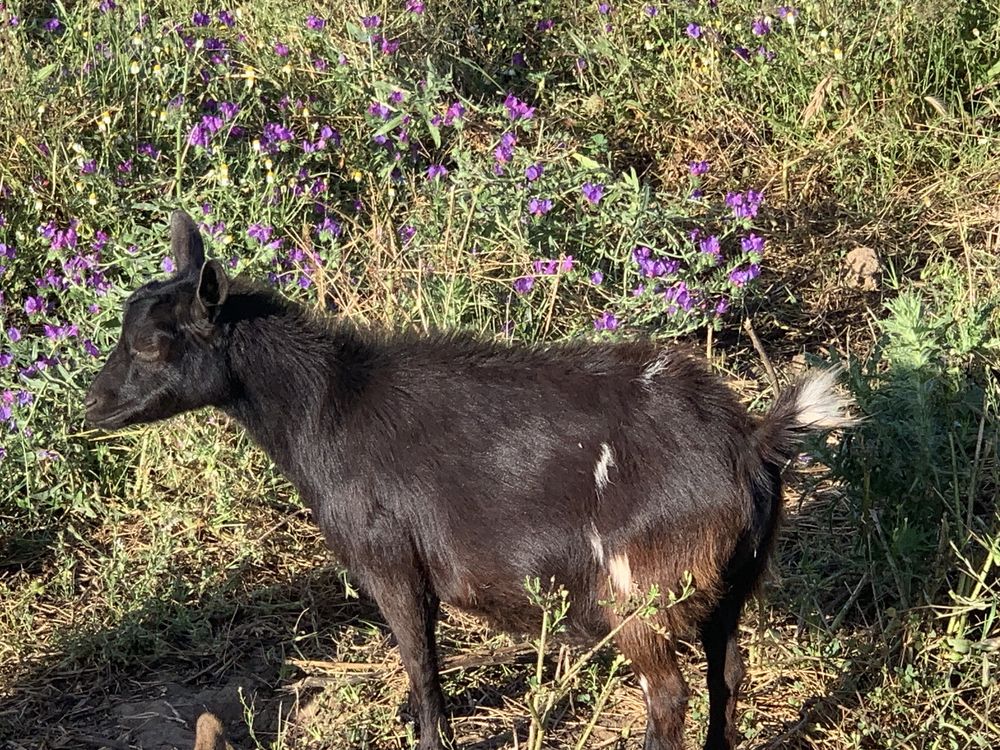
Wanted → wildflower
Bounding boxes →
[582,182,605,205]
[83,339,100,357]
[598,3,611,15]
[726,189,764,219]
[689,160,710,176]
[7,327,21,343]
[536,19,554,31]
[699,235,722,264]
[406,0,425,12]
[188,115,223,147]
[728,264,761,287]
[248,223,274,244]
[161,257,176,273]
[733,45,751,62]
[193,11,210,26]
[685,23,701,39]
[24,296,45,315]
[663,281,693,311]
[218,101,240,120]
[751,18,771,36]
[426,164,448,180]
[714,298,730,315]
[495,131,517,166]
[644,5,658,16]
[777,6,798,21]
[594,311,619,331]
[513,276,535,294]
[525,163,544,182]
[503,94,536,121]
[218,10,235,26]
[740,233,765,254]
[44,17,60,32]
[362,15,381,29]
[533,260,558,275]
[368,101,391,120]
[381,37,400,55]
[0,352,12,367]
[306,15,326,30]
[444,102,465,125]
[590,270,604,285]
[528,198,553,217]
[399,225,416,245]
[512,51,526,67]
[389,90,404,105]
[274,42,289,56]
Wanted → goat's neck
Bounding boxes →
[223,300,346,482]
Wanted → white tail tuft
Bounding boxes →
[792,367,858,430]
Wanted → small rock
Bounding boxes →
[843,246,881,291]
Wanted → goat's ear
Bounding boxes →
[194,259,229,319]
[170,210,205,274]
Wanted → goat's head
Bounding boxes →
[84,210,232,430]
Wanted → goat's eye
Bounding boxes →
[132,345,162,362]
[130,330,171,362]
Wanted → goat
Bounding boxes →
[85,210,854,750]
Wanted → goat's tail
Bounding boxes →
[755,366,858,469]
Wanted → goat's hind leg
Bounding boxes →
[700,598,745,750]
[617,627,690,750]
[367,572,452,750]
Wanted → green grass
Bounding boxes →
[1,0,998,748]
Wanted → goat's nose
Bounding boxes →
[84,393,99,411]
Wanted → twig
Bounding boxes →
[742,317,780,395]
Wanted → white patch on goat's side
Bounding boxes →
[639,674,650,702]
[608,552,632,597]
[639,352,668,386]
[594,442,615,492]
[794,368,857,430]
[589,522,604,565]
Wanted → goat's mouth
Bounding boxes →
[84,403,136,430]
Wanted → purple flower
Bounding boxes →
[389,90,404,105]
[248,223,274,244]
[714,298,730,315]
[594,311,619,331]
[44,17,61,32]
[598,3,611,14]
[7,327,21,343]
[0,404,11,423]
[99,0,117,12]
[663,281,693,311]
[699,235,722,264]
[161,257,176,273]
[741,233,765,254]
[362,14,381,29]
[81,160,97,174]
[733,45,751,62]
[427,164,448,181]
[24,296,45,315]
[537,19,554,31]
[777,6,798,20]
[729,264,761,287]
[590,270,604,285]
[274,42,289,56]
[525,163,544,182]
[752,18,771,36]
[444,102,465,125]
[306,15,326,30]
[188,115,223,147]
[263,122,293,143]
[406,0,425,12]
[582,182,605,205]
[726,189,764,219]
[399,225,416,245]
[218,10,235,26]
[513,276,535,294]
[137,143,160,159]
[686,23,702,39]
[644,5,658,16]
[533,260,559,275]
[83,339,100,357]
[0,352,12,368]
[218,101,240,120]
[503,94,536,121]
[528,198,553,217]
[192,11,210,26]
[381,37,400,55]
[368,101,392,120]
[689,160,710,176]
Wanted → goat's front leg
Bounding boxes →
[368,571,452,750]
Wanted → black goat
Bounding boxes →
[85,211,854,750]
